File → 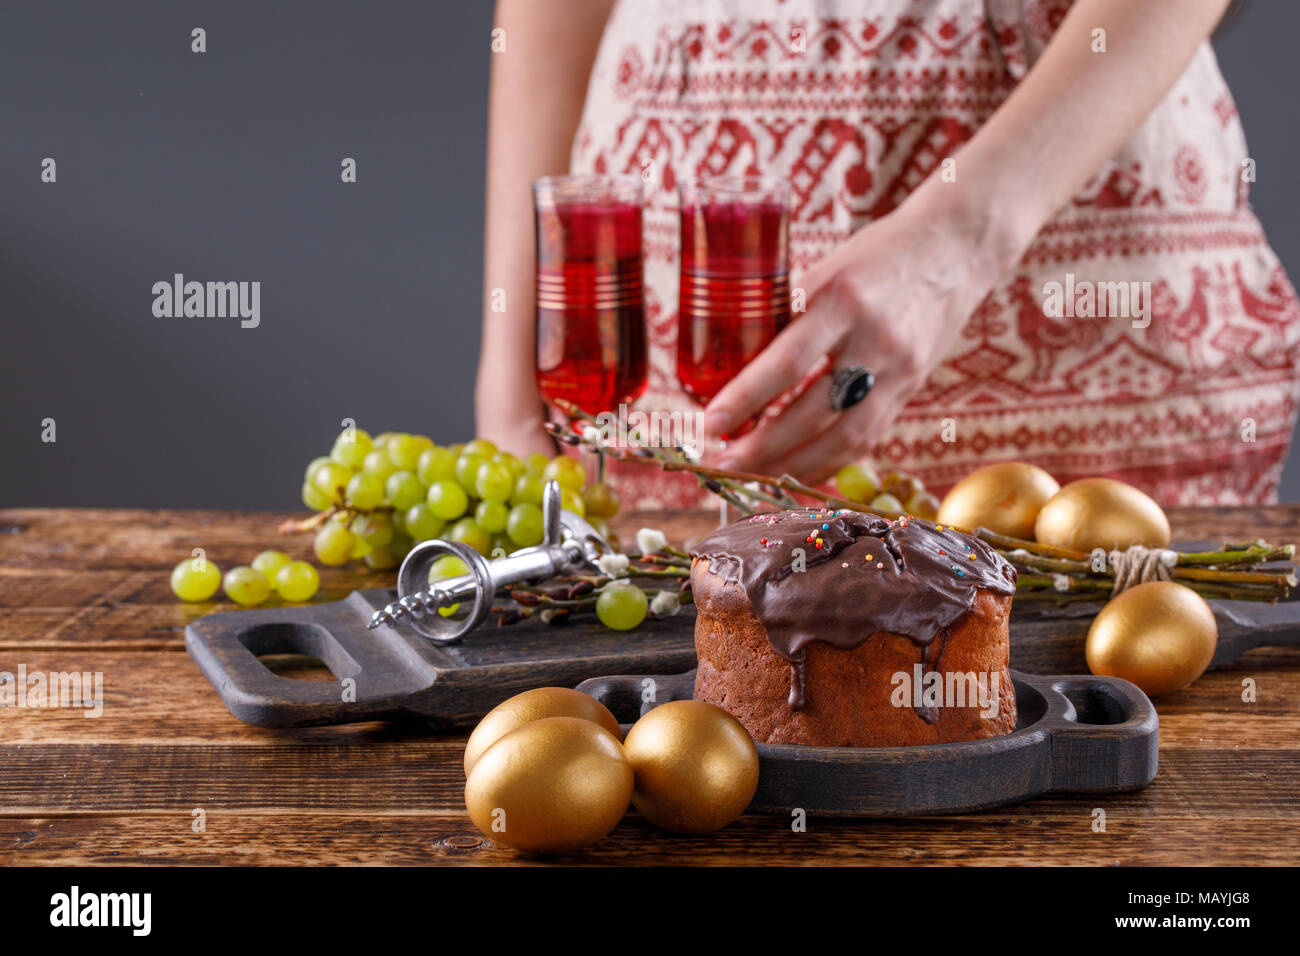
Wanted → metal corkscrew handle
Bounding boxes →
[366,479,611,644]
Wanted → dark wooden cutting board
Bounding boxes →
[576,668,1158,816]
[186,588,696,729]
[186,585,1300,730]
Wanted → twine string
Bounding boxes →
[1108,545,1176,595]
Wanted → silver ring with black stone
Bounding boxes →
[829,365,875,412]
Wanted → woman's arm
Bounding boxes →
[706,0,1234,482]
[475,0,614,457]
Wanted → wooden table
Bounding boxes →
[1,506,1298,866]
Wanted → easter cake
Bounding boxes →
[690,508,1018,747]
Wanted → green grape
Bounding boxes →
[364,546,400,570]
[406,503,447,542]
[223,565,271,606]
[346,472,385,510]
[311,461,353,500]
[251,549,291,583]
[475,461,514,503]
[417,446,458,485]
[349,535,372,559]
[386,471,426,511]
[588,516,611,542]
[170,557,222,602]
[543,456,587,493]
[455,453,487,489]
[560,487,585,517]
[489,533,514,558]
[302,481,332,512]
[388,532,414,557]
[372,431,396,451]
[428,554,469,617]
[387,433,424,470]
[462,438,498,458]
[475,499,509,534]
[596,582,648,631]
[351,512,393,549]
[275,561,320,602]
[510,473,545,507]
[314,522,354,566]
[303,455,331,484]
[330,427,373,469]
[870,492,904,514]
[506,503,544,547]
[362,449,399,483]
[523,452,549,476]
[582,481,621,519]
[411,434,435,453]
[426,479,469,520]
[835,463,881,503]
[447,517,491,556]
[493,451,524,480]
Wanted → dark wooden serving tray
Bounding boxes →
[187,581,1300,731]
[575,669,1158,816]
[186,588,696,729]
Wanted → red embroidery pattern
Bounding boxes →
[574,0,1300,507]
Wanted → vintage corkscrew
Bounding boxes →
[366,480,612,643]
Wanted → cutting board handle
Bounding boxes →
[185,599,439,728]
[1020,671,1160,792]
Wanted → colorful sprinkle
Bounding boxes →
[865,554,873,561]
[877,562,884,569]
[822,523,829,530]
[841,562,849,568]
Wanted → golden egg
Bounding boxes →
[1035,477,1171,553]
[936,462,1060,538]
[622,700,759,834]
[464,716,633,854]
[463,687,622,775]
[1086,581,1218,696]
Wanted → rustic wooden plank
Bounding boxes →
[3,812,1297,867]
[0,742,1294,818]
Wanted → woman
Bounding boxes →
[477,0,1299,506]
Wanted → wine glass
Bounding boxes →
[533,174,647,418]
[678,176,793,522]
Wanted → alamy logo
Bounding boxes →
[0,665,103,717]
[1041,272,1151,329]
[50,886,151,936]
[152,273,260,328]
[891,665,1002,718]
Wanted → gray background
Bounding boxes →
[1,0,1296,509]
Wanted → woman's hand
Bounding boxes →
[702,186,1025,484]
[475,401,558,460]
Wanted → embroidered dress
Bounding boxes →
[570,0,1300,506]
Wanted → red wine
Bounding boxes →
[677,199,791,406]
[535,199,647,416]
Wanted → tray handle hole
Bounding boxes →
[257,653,335,682]
[237,623,361,682]
[1054,681,1128,725]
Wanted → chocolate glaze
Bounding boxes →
[692,508,1017,711]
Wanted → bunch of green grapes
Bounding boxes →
[302,429,621,571]
[170,549,320,605]
[835,462,941,520]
